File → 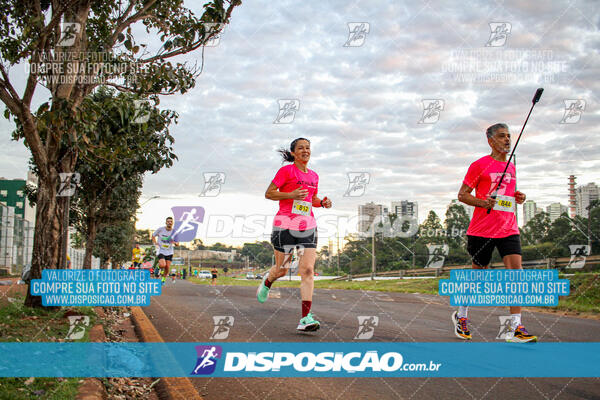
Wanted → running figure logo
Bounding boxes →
[488,172,513,196]
[200,172,226,197]
[133,100,151,123]
[191,345,222,375]
[65,316,90,340]
[354,316,379,339]
[171,206,205,242]
[210,316,234,340]
[344,22,370,47]
[425,244,449,269]
[202,23,224,47]
[566,245,590,269]
[559,99,586,124]
[344,172,370,197]
[58,23,80,46]
[496,316,513,339]
[57,173,81,197]
[485,22,512,47]
[273,99,300,124]
[418,99,444,124]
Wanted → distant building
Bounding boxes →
[546,202,568,223]
[358,202,387,233]
[0,171,37,222]
[523,200,537,226]
[575,182,599,218]
[568,175,577,218]
[391,200,418,221]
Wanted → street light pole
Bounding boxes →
[587,200,598,251]
[136,195,160,217]
[371,229,375,280]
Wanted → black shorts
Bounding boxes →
[212,274,217,279]
[157,254,173,261]
[271,227,317,253]
[467,234,522,267]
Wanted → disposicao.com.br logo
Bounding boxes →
[193,347,441,375]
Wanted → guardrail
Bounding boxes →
[333,255,600,281]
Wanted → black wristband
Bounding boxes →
[320,199,324,207]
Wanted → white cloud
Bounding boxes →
[0,0,598,246]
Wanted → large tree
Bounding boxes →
[94,218,137,267]
[69,87,176,268]
[444,203,470,265]
[521,211,550,246]
[0,0,242,307]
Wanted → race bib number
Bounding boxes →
[161,243,170,248]
[493,195,515,213]
[292,200,312,216]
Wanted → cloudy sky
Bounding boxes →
[1,0,599,247]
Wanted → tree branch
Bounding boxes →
[109,0,159,48]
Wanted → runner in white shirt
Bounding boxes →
[152,217,179,285]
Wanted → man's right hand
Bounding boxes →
[481,196,496,210]
[290,188,309,200]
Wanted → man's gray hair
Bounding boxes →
[486,123,508,139]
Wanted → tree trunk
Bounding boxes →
[83,216,97,269]
[24,171,60,308]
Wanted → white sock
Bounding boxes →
[457,306,469,319]
[510,313,521,330]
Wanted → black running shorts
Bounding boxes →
[271,227,318,253]
[157,254,173,261]
[467,234,522,267]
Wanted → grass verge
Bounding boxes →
[189,270,599,314]
[0,292,97,399]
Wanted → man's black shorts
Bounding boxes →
[271,227,317,253]
[157,254,173,261]
[467,234,522,267]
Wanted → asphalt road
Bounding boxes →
[143,279,600,400]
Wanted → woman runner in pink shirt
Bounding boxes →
[256,138,332,332]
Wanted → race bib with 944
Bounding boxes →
[493,195,515,213]
[292,200,312,216]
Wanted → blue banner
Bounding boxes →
[0,342,598,378]
[29,269,161,306]
[439,269,570,306]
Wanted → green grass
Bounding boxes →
[547,273,600,314]
[0,296,97,400]
[0,295,96,342]
[190,270,600,314]
[0,378,81,400]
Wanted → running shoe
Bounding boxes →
[257,274,270,303]
[506,325,537,343]
[161,276,166,285]
[451,311,472,340]
[297,312,320,332]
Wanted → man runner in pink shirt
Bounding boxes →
[454,123,537,343]
[257,138,332,332]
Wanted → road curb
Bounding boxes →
[130,306,203,400]
[75,308,108,400]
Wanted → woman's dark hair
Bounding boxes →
[277,137,310,163]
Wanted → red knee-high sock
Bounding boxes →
[302,300,312,318]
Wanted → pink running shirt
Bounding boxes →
[272,164,319,231]
[463,155,520,238]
